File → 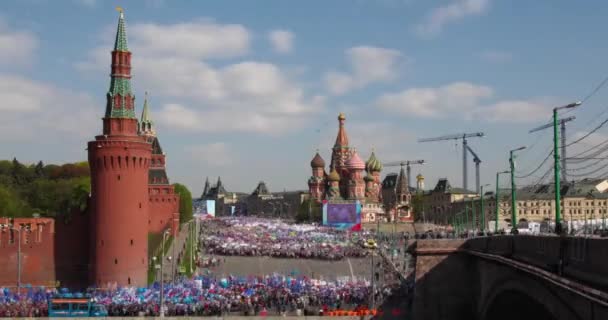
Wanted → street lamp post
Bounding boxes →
[160,228,171,317]
[471,197,476,235]
[510,146,526,234]
[495,171,509,233]
[464,202,469,236]
[480,184,490,234]
[1,224,29,293]
[553,101,582,235]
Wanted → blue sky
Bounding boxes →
[2,0,608,195]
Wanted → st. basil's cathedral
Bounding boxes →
[308,113,413,223]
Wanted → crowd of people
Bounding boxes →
[0,274,372,317]
[201,218,371,260]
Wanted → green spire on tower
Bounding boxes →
[114,7,128,52]
[105,7,136,119]
[139,92,155,135]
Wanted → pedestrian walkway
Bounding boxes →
[160,222,191,281]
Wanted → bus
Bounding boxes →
[48,298,108,317]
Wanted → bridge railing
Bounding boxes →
[464,235,608,291]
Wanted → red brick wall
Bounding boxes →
[54,210,91,289]
[148,185,179,236]
[0,218,56,287]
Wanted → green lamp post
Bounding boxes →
[510,146,526,234]
[480,184,490,234]
[552,101,582,235]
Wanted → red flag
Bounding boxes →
[350,223,361,231]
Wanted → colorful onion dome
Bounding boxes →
[346,150,366,170]
[366,151,383,172]
[310,152,325,168]
[328,168,341,181]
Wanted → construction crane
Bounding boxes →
[529,116,575,182]
[464,144,481,194]
[418,132,485,193]
[383,160,425,189]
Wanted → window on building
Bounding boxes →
[115,259,118,265]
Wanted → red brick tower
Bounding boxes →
[346,150,366,199]
[140,93,180,237]
[308,151,326,200]
[87,10,151,287]
[365,151,383,202]
[330,113,352,198]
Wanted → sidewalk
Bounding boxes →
[160,223,190,281]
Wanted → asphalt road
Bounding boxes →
[201,255,374,281]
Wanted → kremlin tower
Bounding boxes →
[141,94,180,236]
[88,10,151,287]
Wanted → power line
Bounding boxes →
[515,151,553,179]
[566,157,607,172]
[567,138,608,161]
[564,116,608,148]
[582,74,608,103]
[565,161,608,178]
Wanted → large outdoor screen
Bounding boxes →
[322,201,361,230]
[327,204,357,224]
[206,200,216,217]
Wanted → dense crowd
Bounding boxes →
[201,218,371,260]
[0,274,372,317]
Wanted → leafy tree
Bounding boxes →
[411,193,425,222]
[34,161,45,178]
[0,160,12,176]
[173,183,193,227]
[296,199,322,223]
[0,185,30,217]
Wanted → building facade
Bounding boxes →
[381,167,414,222]
[423,178,478,225]
[426,178,608,231]
[307,113,383,223]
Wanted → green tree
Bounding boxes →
[173,183,193,226]
[0,160,12,176]
[411,193,425,222]
[296,199,322,223]
[34,161,45,178]
[0,184,30,217]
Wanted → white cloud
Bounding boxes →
[475,100,551,123]
[184,143,234,167]
[324,46,402,95]
[479,50,512,63]
[414,0,490,37]
[377,81,553,123]
[0,20,38,65]
[77,19,322,135]
[0,74,97,141]
[130,21,250,59]
[268,30,294,54]
[348,122,415,162]
[376,82,493,117]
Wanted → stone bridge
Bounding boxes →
[411,236,608,320]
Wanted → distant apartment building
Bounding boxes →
[426,178,608,230]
